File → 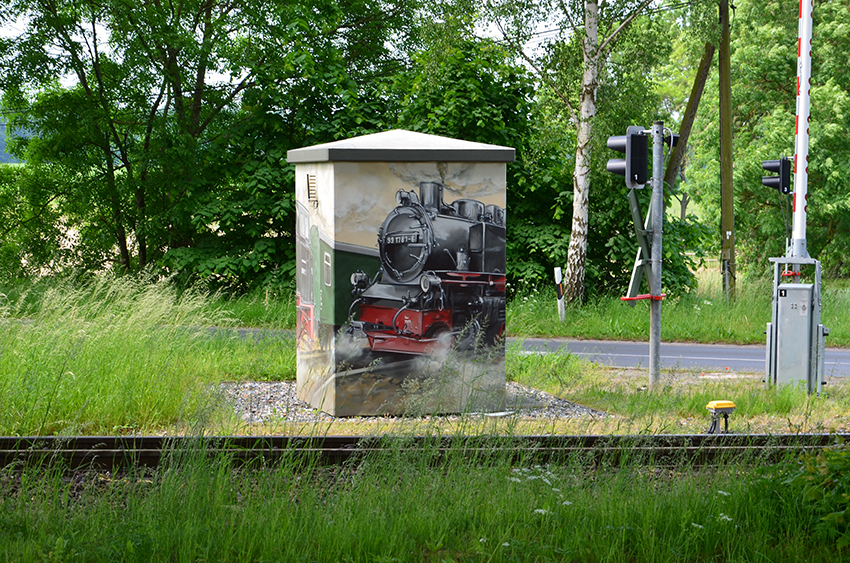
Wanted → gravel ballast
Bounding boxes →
[217,381,605,425]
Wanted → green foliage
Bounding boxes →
[571,14,710,296]
[151,0,421,290]
[464,5,708,297]
[779,442,850,548]
[16,0,850,296]
[688,0,850,277]
[0,164,65,278]
[0,275,296,435]
[3,448,849,562]
[0,0,419,290]
[392,36,572,288]
[396,40,531,146]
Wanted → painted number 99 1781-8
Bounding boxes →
[386,234,418,244]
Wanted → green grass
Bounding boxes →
[507,346,850,435]
[508,273,850,347]
[1,445,846,562]
[0,276,295,435]
[205,286,296,329]
[2,276,850,561]
[2,275,849,436]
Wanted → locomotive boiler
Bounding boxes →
[349,181,506,355]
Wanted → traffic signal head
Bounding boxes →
[606,125,648,189]
[762,157,791,195]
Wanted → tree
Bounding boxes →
[482,1,712,297]
[687,0,850,277]
[159,1,419,289]
[0,164,65,277]
[0,0,419,287]
[2,0,269,271]
[391,36,570,288]
[488,0,655,302]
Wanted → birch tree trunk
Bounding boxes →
[491,0,652,303]
[562,0,599,303]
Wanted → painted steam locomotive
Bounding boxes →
[349,181,506,355]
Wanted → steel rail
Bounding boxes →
[1,434,847,470]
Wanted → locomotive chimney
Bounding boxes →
[419,181,443,212]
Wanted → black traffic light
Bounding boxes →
[762,157,791,195]
[607,126,648,189]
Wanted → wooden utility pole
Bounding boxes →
[719,0,735,300]
[663,42,715,194]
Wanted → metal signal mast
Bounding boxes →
[791,0,813,263]
[765,0,828,394]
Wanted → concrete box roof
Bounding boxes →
[286,129,515,163]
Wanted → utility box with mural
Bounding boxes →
[287,129,512,416]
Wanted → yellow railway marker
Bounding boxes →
[706,400,736,434]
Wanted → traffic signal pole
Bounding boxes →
[606,122,670,389]
[649,122,664,387]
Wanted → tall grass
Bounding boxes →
[1,444,845,562]
[0,276,295,435]
[1,274,847,436]
[508,346,850,435]
[205,286,296,329]
[508,272,850,346]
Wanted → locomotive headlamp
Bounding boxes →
[420,273,441,293]
[350,271,370,289]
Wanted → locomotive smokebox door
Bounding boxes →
[287,130,513,417]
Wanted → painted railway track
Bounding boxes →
[1,434,846,469]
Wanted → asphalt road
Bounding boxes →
[509,337,850,377]
[222,328,850,377]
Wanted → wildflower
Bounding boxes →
[502,543,510,547]
[534,508,552,515]
[541,477,552,485]
[507,477,522,483]
[552,488,561,493]
[691,523,704,529]
[479,538,486,543]
[717,490,731,496]
[719,513,733,522]
[562,500,573,506]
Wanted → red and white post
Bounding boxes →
[791,0,814,261]
[765,0,827,395]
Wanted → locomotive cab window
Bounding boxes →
[323,252,332,287]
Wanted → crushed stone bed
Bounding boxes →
[217,381,605,425]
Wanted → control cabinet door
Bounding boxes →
[775,283,813,387]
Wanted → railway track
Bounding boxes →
[1,434,846,470]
